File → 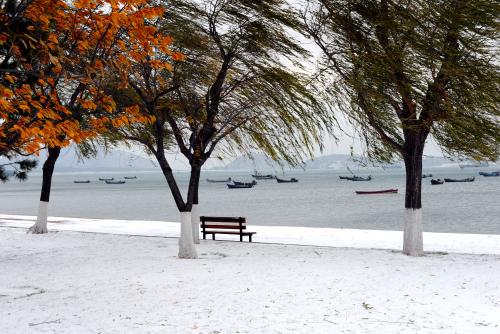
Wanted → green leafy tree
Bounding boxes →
[305,0,500,255]
[108,0,335,258]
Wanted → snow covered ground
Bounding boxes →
[1,214,500,255]
[1,216,499,333]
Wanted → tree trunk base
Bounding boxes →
[178,212,198,259]
[403,208,423,256]
[28,201,49,234]
[191,204,200,244]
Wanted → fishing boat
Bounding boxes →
[252,174,275,180]
[431,179,444,185]
[105,180,125,184]
[276,177,298,183]
[340,175,372,181]
[479,171,500,177]
[206,177,232,183]
[227,183,254,189]
[232,180,257,186]
[73,180,90,184]
[99,177,114,181]
[351,175,372,181]
[251,171,275,180]
[355,189,398,195]
[124,176,137,179]
[444,177,475,183]
[422,174,433,178]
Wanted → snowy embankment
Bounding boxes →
[1,214,500,255]
[1,216,500,333]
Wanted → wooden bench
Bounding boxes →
[200,216,256,242]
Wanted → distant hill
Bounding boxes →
[210,153,398,171]
[3,148,495,174]
[210,154,287,171]
[210,153,489,171]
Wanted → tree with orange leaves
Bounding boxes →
[0,0,173,233]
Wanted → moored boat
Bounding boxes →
[207,177,232,183]
[227,183,254,189]
[232,180,257,186]
[355,189,398,195]
[479,171,499,177]
[444,177,475,183]
[351,175,372,181]
[74,180,91,184]
[422,174,433,178]
[252,171,275,179]
[99,177,114,181]
[431,179,444,185]
[276,177,298,183]
[252,174,275,180]
[105,180,125,184]
[340,175,372,181]
[124,176,137,179]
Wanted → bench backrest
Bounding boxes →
[200,216,246,230]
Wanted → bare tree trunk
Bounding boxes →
[155,151,186,211]
[28,147,61,234]
[402,130,426,256]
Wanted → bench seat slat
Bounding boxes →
[200,216,244,223]
[201,221,244,225]
[202,224,246,229]
[203,231,256,235]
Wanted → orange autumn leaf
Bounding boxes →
[47,33,58,44]
[1,0,174,155]
[171,52,185,62]
[4,74,16,84]
[0,34,8,45]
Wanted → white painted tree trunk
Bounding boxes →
[191,204,200,244]
[178,212,197,259]
[28,201,49,234]
[403,208,423,256]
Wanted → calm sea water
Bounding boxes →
[1,168,499,234]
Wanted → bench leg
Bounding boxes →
[240,234,243,242]
[249,235,252,242]
[203,233,206,240]
[212,234,215,240]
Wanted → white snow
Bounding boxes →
[1,215,500,333]
[1,214,499,255]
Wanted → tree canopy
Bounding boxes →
[305,0,500,162]
[106,0,335,208]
